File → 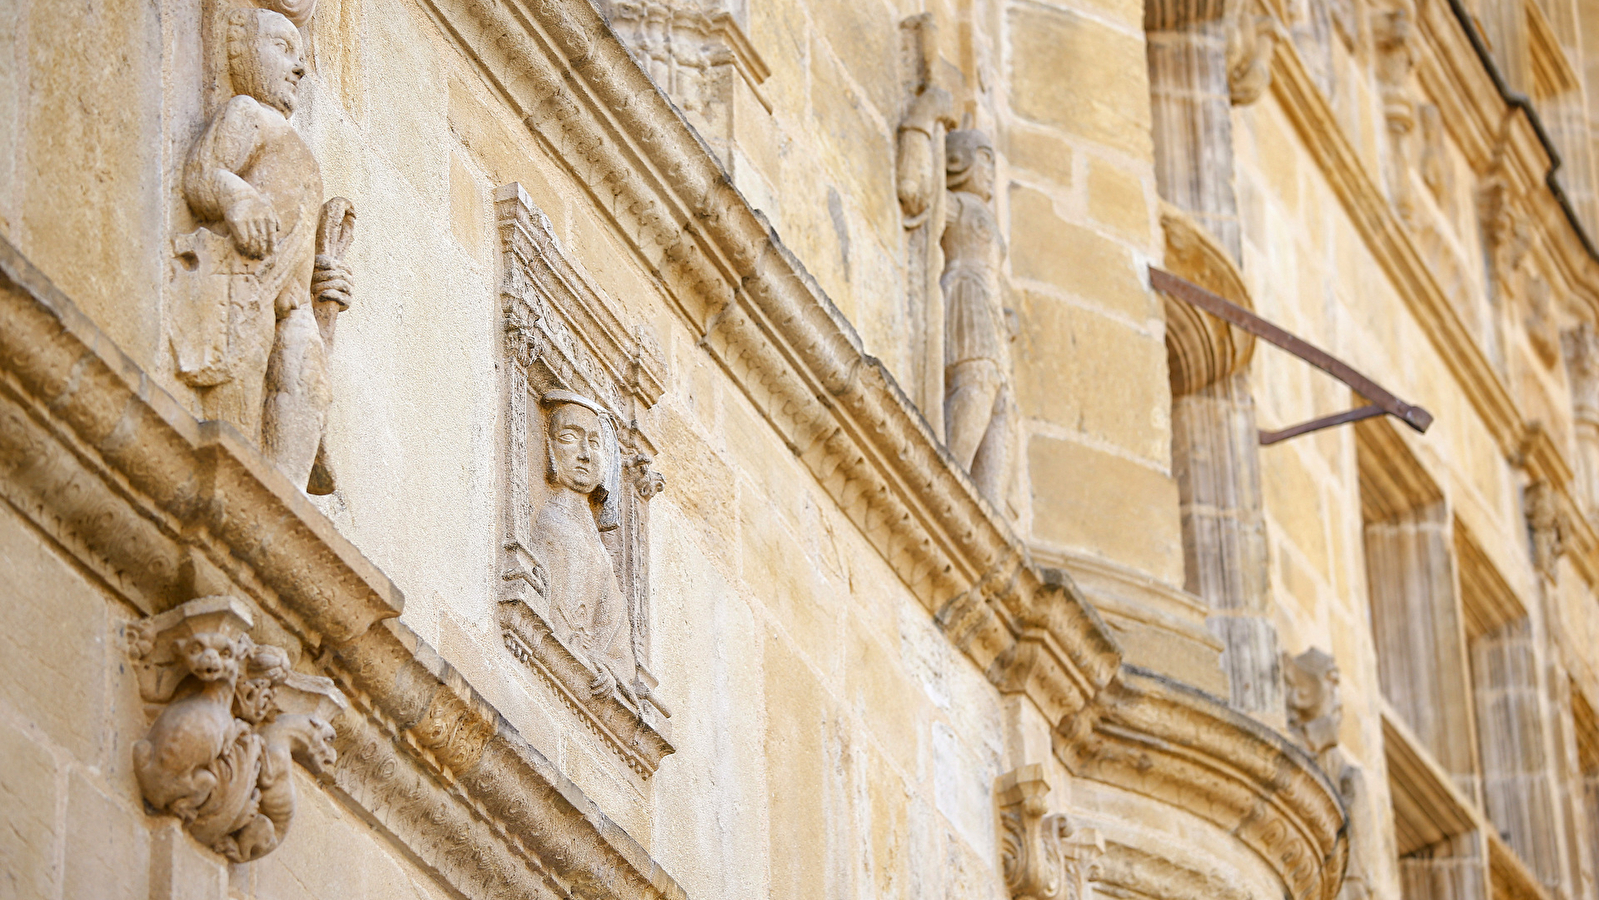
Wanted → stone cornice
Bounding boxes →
[0,238,684,900]
[1058,668,1349,900]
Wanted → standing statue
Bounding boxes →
[940,129,1013,503]
[530,392,643,703]
[173,6,354,492]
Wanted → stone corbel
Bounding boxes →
[126,596,346,863]
[998,765,1103,900]
[1228,6,1283,106]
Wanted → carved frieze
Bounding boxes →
[170,4,356,495]
[126,595,346,862]
[494,183,673,775]
[998,765,1103,900]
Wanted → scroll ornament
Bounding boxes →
[998,765,1103,900]
[127,596,346,862]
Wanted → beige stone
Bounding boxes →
[1029,434,1184,579]
[1008,5,1153,161]
[0,716,58,900]
[1009,184,1155,322]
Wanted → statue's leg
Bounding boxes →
[969,382,1012,506]
[200,278,276,442]
[262,302,331,490]
[944,359,1002,470]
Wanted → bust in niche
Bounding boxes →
[530,390,640,703]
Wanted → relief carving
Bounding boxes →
[941,128,1015,506]
[1525,480,1565,582]
[127,595,346,862]
[1284,649,1370,900]
[1374,5,1418,221]
[1563,323,1599,516]
[997,765,1103,900]
[170,6,355,494]
[494,183,674,774]
[1227,9,1282,106]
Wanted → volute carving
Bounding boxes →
[127,596,346,862]
[998,765,1103,900]
[1563,323,1599,515]
[1373,5,1418,220]
[170,5,355,495]
[494,183,674,775]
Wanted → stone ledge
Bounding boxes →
[0,235,684,900]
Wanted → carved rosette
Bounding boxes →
[126,596,346,862]
[998,765,1103,900]
[494,182,674,775]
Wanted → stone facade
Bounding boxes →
[2,0,1598,897]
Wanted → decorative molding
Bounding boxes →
[1057,668,1349,900]
[1094,840,1250,900]
[493,183,673,775]
[0,238,685,900]
[998,765,1104,900]
[1159,203,1256,396]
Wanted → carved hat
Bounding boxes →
[541,390,622,531]
[945,129,995,187]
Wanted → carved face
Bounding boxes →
[232,10,304,116]
[177,632,243,683]
[946,130,996,202]
[548,403,605,494]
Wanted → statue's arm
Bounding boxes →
[183,97,279,259]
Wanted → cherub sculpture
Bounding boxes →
[173,6,354,492]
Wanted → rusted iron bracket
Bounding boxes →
[1150,267,1433,445]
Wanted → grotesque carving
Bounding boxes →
[172,6,354,493]
[1283,649,1370,900]
[941,128,1015,504]
[127,596,345,862]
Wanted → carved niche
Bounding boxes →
[997,765,1103,900]
[494,183,674,776]
[169,2,356,495]
[126,596,346,862]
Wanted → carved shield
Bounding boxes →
[170,229,251,387]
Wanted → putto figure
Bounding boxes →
[530,391,642,702]
[173,6,354,492]
[940,128,1013,504]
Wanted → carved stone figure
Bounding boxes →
[941,128,1014,504]
[127,596,345,862]
[172,6,354,493]
[1374,6,1417,220]
[1228,10,1281,106]
[1525,481,1565,583]
[997,765,1103,900]
[530,391,640,702]
[1283,649,1370,900]
[1564,324,1599,516]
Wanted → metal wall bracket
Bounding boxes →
[1150,267,1433,445]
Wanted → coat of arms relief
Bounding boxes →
[493,183,674,775]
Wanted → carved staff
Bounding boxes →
[312,197,356,348]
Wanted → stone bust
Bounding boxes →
[530,391,640,701]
